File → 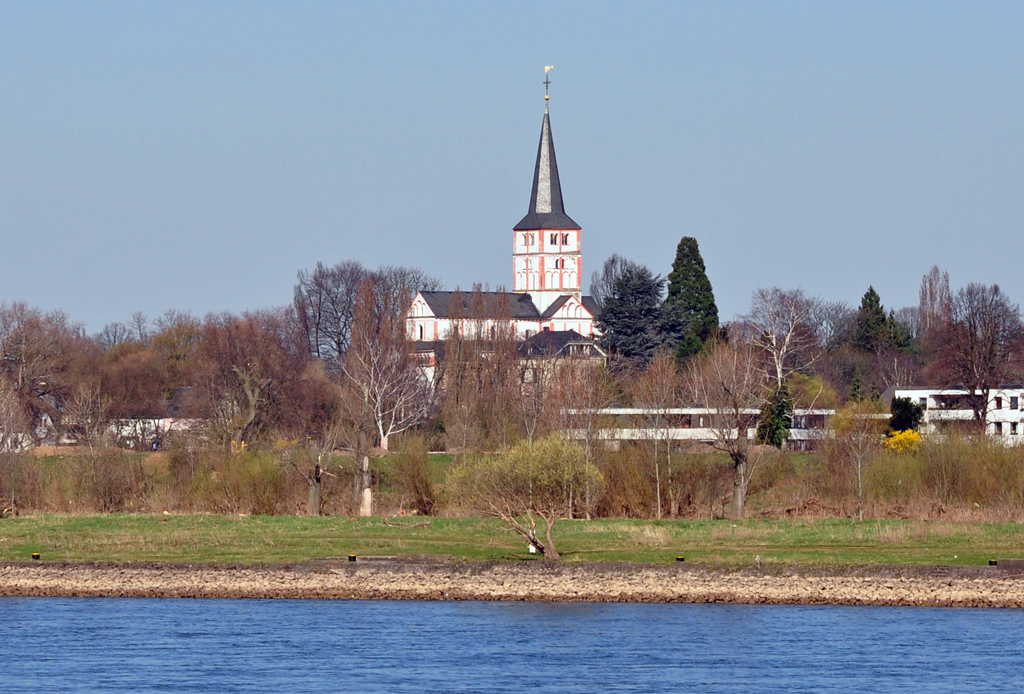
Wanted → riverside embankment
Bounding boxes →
[4,561,1024,607]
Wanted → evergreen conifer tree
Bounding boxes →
[854,287,887,352]
[664,237,719,359]
[848,369,864,401]
[756,384,794,448]
[854,286,911,353]
[595,264,664,366]
[889,397,925,433]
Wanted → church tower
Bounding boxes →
[512,99,582,314]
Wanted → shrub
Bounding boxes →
[218,452,287,515]
[0,453,45,512]
[595,446,654,517]
[388,436,439,515]
[674,450,733,519]
[88,450,148,512]
[885,429,922,455]
[865,450,923,503]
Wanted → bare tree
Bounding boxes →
[96,322,131,351]
[740,287,820,388]
[827,401,886,520]
[128,311,150,346]
[588,254,639,311]
[631,351,683,519]
[893,307,921,343]
[810,300,855,353]
[63,381,112,447]
[517,348,550,446]
[0,378,26,452]
[288,420,344,516]
[436,287,519,451]
[0,302,89,442]
[940,283,1024,429]
[555,360,614,519]
[687,340,768,519]
[293,260,367,363]
[343,276,435,515]
[294,261,441,365]
[374,265,443,311]
[0,377,27,515]
[919,265,952,335]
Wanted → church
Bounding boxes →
[406,97,600,345]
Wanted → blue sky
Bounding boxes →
[2,1,1023,331]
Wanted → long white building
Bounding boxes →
[892,386,1024,439]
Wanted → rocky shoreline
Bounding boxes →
[3,561,1024,607]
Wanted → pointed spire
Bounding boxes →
[514,107,580,231]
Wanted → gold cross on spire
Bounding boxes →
[544,65,553,101]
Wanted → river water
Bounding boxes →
[1,598,1022,692]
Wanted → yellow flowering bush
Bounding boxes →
[885,429,922,455]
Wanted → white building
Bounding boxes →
[407,99,600,345]
[564,407,833,449]
[892,386,1024,439]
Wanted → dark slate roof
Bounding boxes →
[411,340,442,352]
[581,295,601,319]
[513,108,581,231]
[540,295,571,319]
[519,329,605,358]
[418,291,542,320]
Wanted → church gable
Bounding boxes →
[544,295,592,321]
[409,293,436,319]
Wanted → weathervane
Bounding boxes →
[544,65,553,101]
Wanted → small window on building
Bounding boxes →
[1012,422,1019,435]
[996,397,1003,410]
[418,325,424,340]
[561,233,569,245]
[550,233,558,245]
[919,397,927,408]
[995,422,1004,435]
[1012,397,1019,410]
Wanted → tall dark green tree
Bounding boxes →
[853,287,886,352]
[664,237,719,359]
[595,264,665,366]
[756,384,794,447]
[853,286,910,353]
[888,397,925,433]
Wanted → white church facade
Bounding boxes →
[407,100,600,344]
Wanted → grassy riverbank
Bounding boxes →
[2,514,1023,567]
